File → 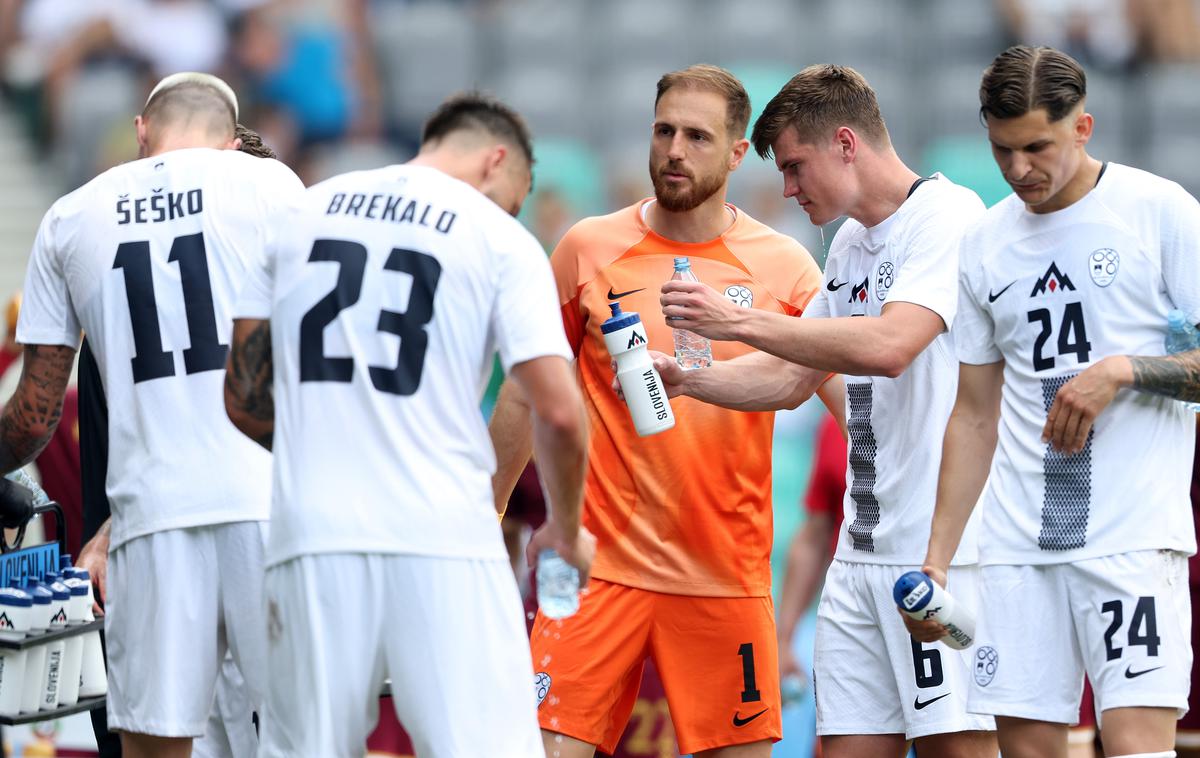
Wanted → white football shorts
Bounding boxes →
[969,550,1191,724]
[814,560,995,739]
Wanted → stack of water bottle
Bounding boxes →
[0,553,107,720]
[0,469,106,720]
[537,257,712,620]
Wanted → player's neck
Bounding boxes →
[645,191,734,244]
[144,132,226,158]
[1027,153,1103,215]
[846,151,920,229]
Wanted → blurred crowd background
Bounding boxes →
[0,1,1198,755]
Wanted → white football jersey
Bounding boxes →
[804,174,987,565]
[956,163,1200,564]
[17,148,304,549]
[235,164,571,567]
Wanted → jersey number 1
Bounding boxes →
[114,233,227,383]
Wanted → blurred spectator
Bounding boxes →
[998,0,1200,67]
[229,0,382,174]
[528,187,575,253]
[996,0,1138,69]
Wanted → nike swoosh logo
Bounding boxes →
[987,281,1017,303]
[1125,665,1163,679]
[732,708,768,727]
[913,693,950,710]
[606,286,645,300]
[827,279,849,291]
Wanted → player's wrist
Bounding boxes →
[1102,354,1134,388]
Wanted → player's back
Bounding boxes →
[261,164,562,567]
[18,148,303,549]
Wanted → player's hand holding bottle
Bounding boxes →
[897,564,952,644]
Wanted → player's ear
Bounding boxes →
[728,137,749,171]
[1074,110,1094,146]
[482,144,508,180]
[134,115,150,153]
[835,126,857,163]
[230,136,244,152]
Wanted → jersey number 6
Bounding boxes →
[299,239,442,396]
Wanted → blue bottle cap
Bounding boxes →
[600,301,642,334]
[673,256,690,270]
[0,586,32,607]
[45,573,70,600]
[892,570,934,612]
[59,554,73,570]
[26,578,52,604]
[68,568,90,584]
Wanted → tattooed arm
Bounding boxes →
[1042,348,1200,454]
[224,318,274,451]
[0,344,77,473]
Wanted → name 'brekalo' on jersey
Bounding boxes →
[956,163,1200,565]
[234,165,570,568]
[16,148,305,549]
[804,174,987,566]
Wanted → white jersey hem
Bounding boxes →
[111,513,268,551]
[265,542,509,569]
[979,541,1196,567]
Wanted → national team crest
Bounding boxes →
[974,646,998,687]
[1089,248,1119,287]
[876,261,895,301]
[724,285,753,308]
[534,672,551,707]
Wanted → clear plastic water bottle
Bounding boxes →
[536,549,580,620]
[669,257,712,370]
[4,468,50,506]
[1165,309,1200,412]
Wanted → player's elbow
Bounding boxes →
[531,387,587,449]
[871,348,911,379]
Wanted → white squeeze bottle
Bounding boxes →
[893,571,976,650]
[602,301,675,437]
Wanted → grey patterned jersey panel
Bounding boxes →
[1039,373,1092,551]
[847,383,881,553]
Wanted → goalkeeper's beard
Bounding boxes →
[650,161,727,213]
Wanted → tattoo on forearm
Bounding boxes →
[0,345,75,472]
[226,321,274,450]
[1130,350,1200,403]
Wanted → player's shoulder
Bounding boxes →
[726,205,811,262]
[904,174,987,227]
[553,202,646,257]
[1099,162,1196,208]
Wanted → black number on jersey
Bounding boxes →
[299,239,442,396]
[113,233,228,383]
[1101,597,1161,661]
[910,638,944,689]
[1027,302,1092,372]
[736,642,762,703]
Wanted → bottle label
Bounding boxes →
[44,649,61,704]
[642,369,669,421]
[900,581,931,611]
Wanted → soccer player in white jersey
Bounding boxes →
[224,92,591,757]
[0,73,304,758]
[905,45,1199,758]
[653,65,995,758]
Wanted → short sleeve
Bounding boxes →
[953,247,1002,365]
[548,225,586,355]
[16,205,81,347]
[233,226,275,320]
[884,193,983,330]
[800,285,831,320]
[492,222,573,373]
[233,161,305,320]
[1158,183,1200,325]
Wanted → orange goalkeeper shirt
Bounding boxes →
[550,199,822,597]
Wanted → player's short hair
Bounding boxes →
[750,64,888,159]
[979,45,1087,123]
[421,92,534,168]
[235,124,277,159]
[655,64,751,140]
[142,73,238,138]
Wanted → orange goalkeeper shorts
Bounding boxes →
[530,577,781,755]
